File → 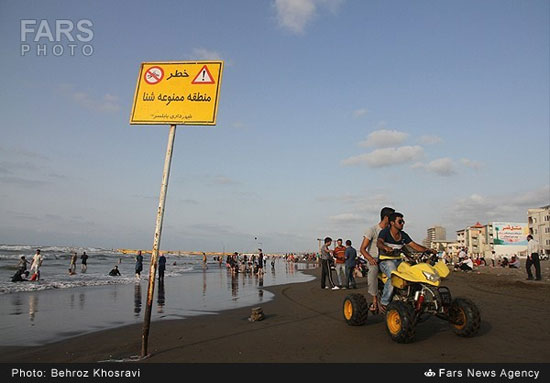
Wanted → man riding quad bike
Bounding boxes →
[342,248,481,343]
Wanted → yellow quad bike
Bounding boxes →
[343,251,481,343]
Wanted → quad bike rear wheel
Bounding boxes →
[449,297,481,337]
[343,294,368,326]
[385,301,416,343]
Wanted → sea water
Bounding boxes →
[0,244,316,346]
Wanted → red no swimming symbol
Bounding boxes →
[144,66,164,85]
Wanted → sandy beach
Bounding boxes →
[1,259,549,363]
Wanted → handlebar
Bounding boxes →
[381,249,437,263]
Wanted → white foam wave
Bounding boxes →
[0,245,34,251]
[0,275,140,294]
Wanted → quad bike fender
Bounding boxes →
[392,262,441,287]
[378,260,448,287]
[433,260,450,278]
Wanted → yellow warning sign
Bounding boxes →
[130,61,224,125]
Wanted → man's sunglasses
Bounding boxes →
[397,220,405,224]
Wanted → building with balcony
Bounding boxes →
[528,205,550,257]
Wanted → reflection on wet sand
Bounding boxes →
[10,295,23,316]
[110,285,118,302]
[231,274,238,299]
[29,294,38,324]
[79,293,85,310]
[157,280,165,313]
[0,258,315,346]
[134,283,141,316]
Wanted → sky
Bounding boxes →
[0,0,548,253]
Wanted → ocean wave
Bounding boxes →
[0,275,144,294]
[0,244,118,255]
[0,245,34,251]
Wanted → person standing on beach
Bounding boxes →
[158,252,166,281]
[135,250,144,279]
[344,240,357,289]
[257,249,264,275]
[202,252,208,269]
[359,206,394,313]
[320,237,338,290]
[526,235,541,281]
[30,249,43,281]
[333,239,346,288]
[69,252,78,274]
[81,251,88,273]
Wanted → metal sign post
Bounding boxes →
[130,60,223,358]
[141,124,176,357]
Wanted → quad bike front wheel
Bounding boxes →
[449,297,481,337]
[343,294,368,326]
[385,301,416,343]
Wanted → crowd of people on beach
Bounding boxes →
[451,243,540,280]
[225,249,271,276]
[10,248,99,283]
[10,246,288,285]
[316,206,545,313]
[10,225,543,293]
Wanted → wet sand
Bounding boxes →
[1,260,549,363]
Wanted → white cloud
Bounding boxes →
[191,47,223,61]
[341,145,424,167]
[274,0,343,34]
[318,192,393,214]
[413,157,457,176]
[352,108,368,118]
[73,92,120,113]
[359,129,409,148]
[460,158,482,170]
[68,89,120,113]
[447,185,550,229]
[329,213,366,224]
[418,135,443,145]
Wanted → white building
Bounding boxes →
[424,226,447,248]
[528,205,550,257]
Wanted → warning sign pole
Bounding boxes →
[141,124,176,358]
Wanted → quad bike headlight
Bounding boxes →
[422,271,440,282]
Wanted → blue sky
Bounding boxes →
[0,0,548,253]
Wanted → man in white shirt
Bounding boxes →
[359,207,394,313]
[30,249,43,281]
[526,235,541,281]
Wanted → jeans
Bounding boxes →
[345,264,356,288]
[335,263,346,286]
[379,259,402,306]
